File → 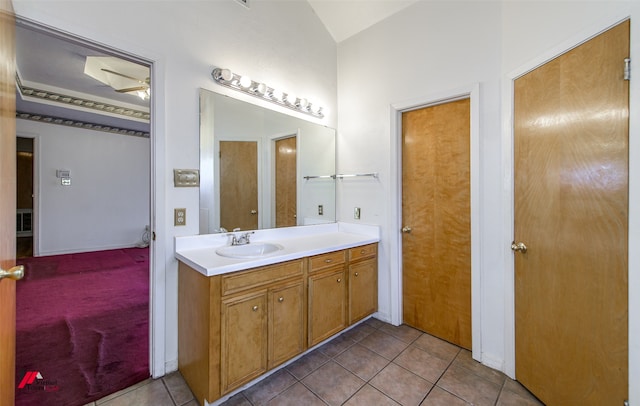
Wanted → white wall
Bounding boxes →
[17,119,150,255]
[12,0,337,377]
[337,0,639,402]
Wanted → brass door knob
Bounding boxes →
[0,265,24,281]
[511,241,528,253]
[401,226,412,233]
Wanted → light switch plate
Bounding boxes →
[173,169,200,187]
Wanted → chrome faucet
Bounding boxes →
[229,231,254,246]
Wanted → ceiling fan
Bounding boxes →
[84,56,151,101]
[100,68,150,99]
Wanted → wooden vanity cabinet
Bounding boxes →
[308,266,347,346]
[220,290,268,394]
[178,243,377,405]
[178,259,305,405]
[348,244,378,324]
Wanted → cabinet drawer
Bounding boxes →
[308,250,346,273]
[222,260,304,296]
[349,244,377,262]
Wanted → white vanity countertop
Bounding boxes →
[175,222,380,277]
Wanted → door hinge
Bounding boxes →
[152,231,156,241]
[624,58,631,81]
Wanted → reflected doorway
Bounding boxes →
[16,137,33,258]
[275,136,297,228]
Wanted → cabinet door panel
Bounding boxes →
[269,281,305,368]
[308,268,346,346]
[221,292,267,394]
[349,259,377,324]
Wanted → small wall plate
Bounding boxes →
[174,169,200,187]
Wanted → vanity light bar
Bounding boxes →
[211,67,324,119]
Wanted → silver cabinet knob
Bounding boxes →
[278,297,284,303]
[252,305,259,311]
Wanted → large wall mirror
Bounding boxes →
[199,89,336,234]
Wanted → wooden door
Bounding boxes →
[220,141,258,230]
[220,291,267,394]
[514,21,629,405]
[275,137,297,228]
[268,280,304,368]
[401,98,471,349]
[0,1,17,405]
[308,267,346,346]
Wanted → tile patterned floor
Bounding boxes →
[89,319,544,406]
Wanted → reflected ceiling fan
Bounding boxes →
[84,56,151,101]
[100,68,150,99]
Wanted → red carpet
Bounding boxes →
[15,248,150,406]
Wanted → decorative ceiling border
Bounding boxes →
[16,75,151,122]
[16,111,150,138]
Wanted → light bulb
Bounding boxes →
[254,83,267,95]
[219,68,233,82]
[285,93,297,105]
[298,98,308,109]
[270,89,283,102]
[239,76,252,89]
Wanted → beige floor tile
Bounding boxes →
[437,364,502,406]
[420,387,469,405]
[452,349,505,386]
[359,330,410,360]
[500,379,544,405]
[363,317,385,329]
[341,323,376,342]
[393,345,449,383]
[412,334,460,363]
[219,392,252,406]
[334,343,390,380]
[369,363,433,406]
[344,384,400,406]
[163,371,195,405]
[302,361,365,406]
[378,324,423,344]
[266,382,327,406]
[319,333,356,357]
[99,378,174,406]
[286,349,330,379]
[243,369,297,405]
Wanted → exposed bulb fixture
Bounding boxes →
[211,67,324,118]
[285,93,297,106]
[239,75,252,89]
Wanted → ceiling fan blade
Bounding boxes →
[101,68,148,85]
[115,86,149,93]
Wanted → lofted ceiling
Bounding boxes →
[308,0,419,43]
[14,1,415,134]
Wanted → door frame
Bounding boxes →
[268,130,300,228]
[501,13,638,394]
[390,83,481,361]
[13,16,167,379]
[15,134,39,256]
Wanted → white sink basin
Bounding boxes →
[216,242,284,259]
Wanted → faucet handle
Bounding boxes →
[244,231,255,243]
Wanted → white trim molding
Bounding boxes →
[390,83,481,362]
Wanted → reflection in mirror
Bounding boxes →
[199,89,336,234]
